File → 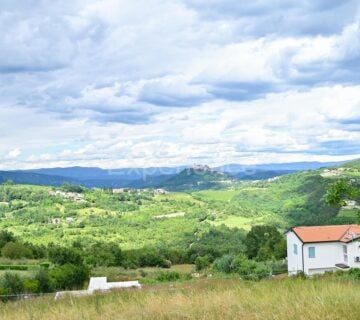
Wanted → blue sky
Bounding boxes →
[0,0,359,169]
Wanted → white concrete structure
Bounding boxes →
[55,290,92,300]
[55,277,141,300]
[88,277,141,291]
[287,225,360,276]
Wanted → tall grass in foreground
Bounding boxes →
[1,277,360,320]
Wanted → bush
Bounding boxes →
[40,262,50,269]
[0,230,16,249]
[1,242,32,259]
[213,254,234,273]
[0,265,29,271]
[48,245,83,266]
[35,269,53,293]
[49,264,89,290]
[0,272,24,295]
[195,256,211,271]
[344,268,360,280]
[156,271,181,282]
[232,255,271,281]
[213,254,271,281]
[23,279,40,293]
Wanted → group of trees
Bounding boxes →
[325,179,360,207]
[0,223,287,296]
[193,225,286,279]
[0,231,89,296]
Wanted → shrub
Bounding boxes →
[213,255,235,273]
[0,265,29,271]
[35,269,53,293]
[213,254,271,281]
[48,246,83,266]
[49,264,89,290]
[1,242,32,259]
[0,272,24,294]
[0,230,15,249]
[23,279,40,293]
[195,256,211,271]
[345,268,360,280]
[232,255,271,281]
[40,262,50,269]
[156,271,181,282]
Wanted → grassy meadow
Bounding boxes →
[1,277,360,320]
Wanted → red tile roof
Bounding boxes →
[290,225,360,243]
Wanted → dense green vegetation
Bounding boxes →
[0,160,358,296]
[1,161,359,249]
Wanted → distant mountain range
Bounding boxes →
[0,160,348,189]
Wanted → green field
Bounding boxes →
[2,277,360,320]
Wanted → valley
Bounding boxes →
[1,160,359,248]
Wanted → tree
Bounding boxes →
[35,269,53,293]
[48,245,83,266]
[245,225,285,261]
[85,242,123,267]
[195,255,211,271]
[23,279,40,293]
[49,264,89,290]
[1,242,32,259]
[3,180,15,186]
[0,230,15,249]
[325,180,351,207]
[61,183,85,193]
[0,273,24,294]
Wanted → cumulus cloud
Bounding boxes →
[6,149,22,159]
[0,0,359,169]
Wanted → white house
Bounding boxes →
[286,224,360,276]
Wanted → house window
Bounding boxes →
[343,245,348,262]
[293,244,298,255]
[308,247,316,258]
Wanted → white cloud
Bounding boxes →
[0,0,359,169]
[6,148,22,159]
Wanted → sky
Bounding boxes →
[0,0,360,169]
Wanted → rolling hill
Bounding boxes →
[3,160,347,188]
[158,165,234,191]
[0,159,358,248]
[0,171,79,186]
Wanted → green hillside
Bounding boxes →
[0,160,359,301]
[0,160,359,249]
[159,166,234,191]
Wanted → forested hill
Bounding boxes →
[158,165,234,191]
[0,159,358,249]
[0,171,80,186]
[2,161,346,188]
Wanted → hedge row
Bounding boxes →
[0,263,50,271]
[0,265,29,271]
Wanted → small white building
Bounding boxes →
[286,225,360,276]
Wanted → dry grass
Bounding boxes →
[1,277,360,320]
